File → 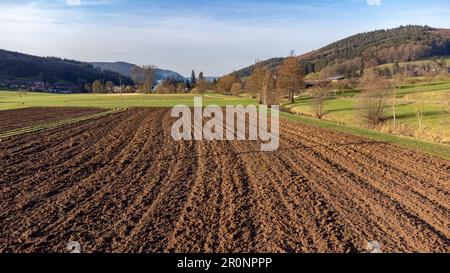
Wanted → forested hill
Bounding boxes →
[235,25,450,78]
[0,49,133,85]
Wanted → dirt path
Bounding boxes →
[0,108,448,253]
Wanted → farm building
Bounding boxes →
[305,75,345,88]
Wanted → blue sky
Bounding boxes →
[0,0,449,76]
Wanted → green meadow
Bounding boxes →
[284,81,450,144]
[0,91,256,110]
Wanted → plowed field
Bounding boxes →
[0,108,448,253]
[0,107,104,132]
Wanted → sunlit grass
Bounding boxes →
[0,91,256,110]
[284,81,450,144]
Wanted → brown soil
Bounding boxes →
[0,108,448,253]
[0,107,105,132]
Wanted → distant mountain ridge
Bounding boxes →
[235,25,450,78]
[91,62,186,82]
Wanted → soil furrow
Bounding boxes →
[1,108,448,253]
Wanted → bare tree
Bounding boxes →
[92,80,104,93]
[216,72,240,95]
[312,83,331,119]
[246,64,266,99]
[358,71,392,127]
[230,82,243,95]
[424,73,434,86]
[276,56,304,103]
[177,82,186,94]
[260,70,277,105]
[196,78,209,94]
[105,81,114,93]
[131,66,143,89]
[333,79,352,96]
[142,65,157,94]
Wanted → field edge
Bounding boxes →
[280,111,450,160]
[0,108,123,139]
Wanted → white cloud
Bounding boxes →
[367,0,382,6]
[66,0,81,6]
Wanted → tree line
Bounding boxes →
[86,63,215,94]
[214,52,305,105]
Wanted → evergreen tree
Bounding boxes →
[191,70,197,86]
[185,79,191,91]
[199,72,205,81]
[196,72,209,94]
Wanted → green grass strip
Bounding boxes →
[280,111,450,160]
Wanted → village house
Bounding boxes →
[7,80,27,90]
[30,81,47,92]
[54,84,73,94]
